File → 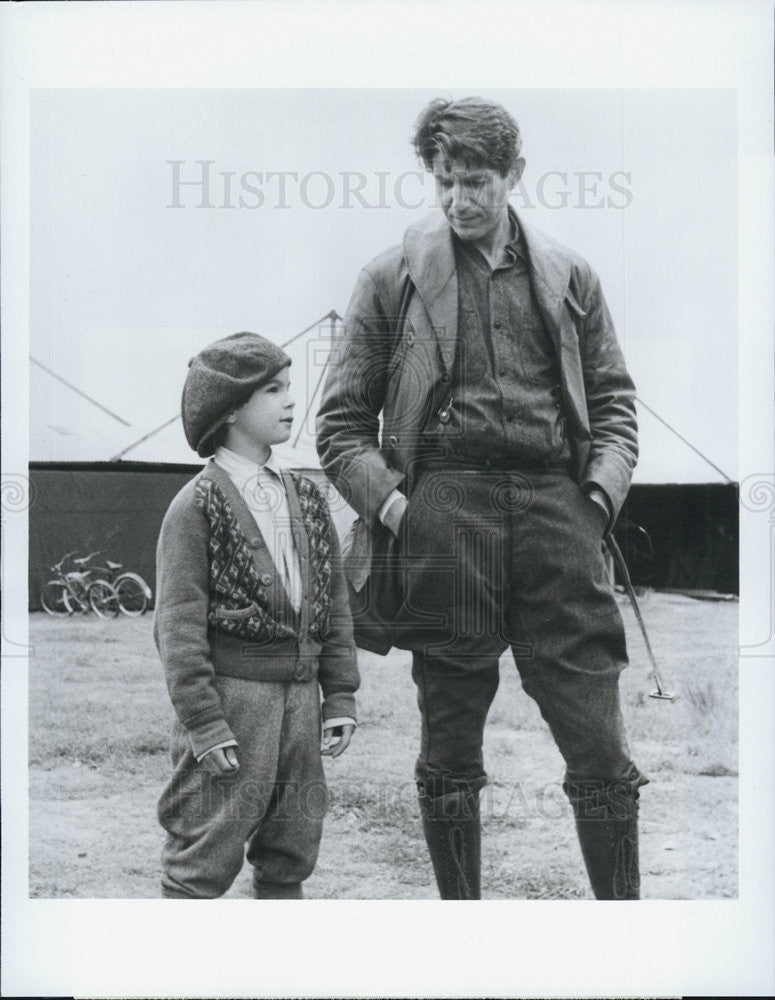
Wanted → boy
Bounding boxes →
[155,331,359,899]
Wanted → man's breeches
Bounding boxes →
[157,675,326,898]
[399,469,634,791]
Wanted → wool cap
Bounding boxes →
[182,332,291,457]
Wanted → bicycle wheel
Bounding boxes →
[66,577,92,614]
[88,580,120,619]
[40,580,72,617]
[114,573,150,616]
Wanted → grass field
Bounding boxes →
[28,591,737,899]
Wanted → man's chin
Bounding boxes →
[449,220,483,242]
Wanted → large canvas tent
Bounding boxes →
[27,88,739,608]
[28,310,738,609]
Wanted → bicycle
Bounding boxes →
[71,550,152,617]
[40,553,120,619]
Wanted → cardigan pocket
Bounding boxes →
[213,601,261,620]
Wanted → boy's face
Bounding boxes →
[227,367,295,452]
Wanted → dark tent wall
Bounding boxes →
[29,462,202,611]
[617,483,738,594]
[28,463,739,610]
[28,462,357,610]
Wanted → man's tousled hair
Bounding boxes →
[412,97,522,177]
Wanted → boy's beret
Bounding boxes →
[182,331,291,457]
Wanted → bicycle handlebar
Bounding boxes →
[72,550,103,566]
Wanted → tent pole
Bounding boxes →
[291,310,340,449]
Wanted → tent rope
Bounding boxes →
[109,415,181,462]
[636,396,733,484]
[291,312,340,448]
[109,312,341,461]
[31,356,132,427]
[105,320,734,482]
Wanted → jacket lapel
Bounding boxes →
[402,209,578,378]
[403,212,458,378]
[518,214,592,463]
[514,212,573,337]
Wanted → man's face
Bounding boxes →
[431,153,523,245]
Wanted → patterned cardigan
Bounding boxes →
[154,460,359,758]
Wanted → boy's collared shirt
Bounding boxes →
[214,445,303,612]
[197,445,353,762]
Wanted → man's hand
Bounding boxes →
[199,745,240,774]
[321,724,355,759]
[382,494,408,538]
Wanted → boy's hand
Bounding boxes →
[321,724,355,759]
[200,745,240,774]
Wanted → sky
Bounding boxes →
[29,87,738,480]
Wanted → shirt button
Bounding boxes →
[493,320,502,329]
[250,536,261,548]
[261,573,273,586]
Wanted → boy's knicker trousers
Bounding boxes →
[157,674,326,898]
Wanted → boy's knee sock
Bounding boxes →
[252,870,304,899]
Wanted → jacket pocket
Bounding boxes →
[213,601,260,620]
[564,290,587,321]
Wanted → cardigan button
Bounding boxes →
[250,536,261,548]
[260,573,273,586]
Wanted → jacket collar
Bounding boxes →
[403,207,574,364]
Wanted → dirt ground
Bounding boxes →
[28,592,737,899]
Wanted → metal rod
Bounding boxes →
[606,534,675,700]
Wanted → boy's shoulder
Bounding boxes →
[161,467,213,525]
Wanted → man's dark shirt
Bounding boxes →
[421,219,571,469]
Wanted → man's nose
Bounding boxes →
[449,181,473,210]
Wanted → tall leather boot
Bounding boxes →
[418,789,481,900]
[565,763,648,900]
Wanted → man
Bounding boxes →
[316,97,646,900]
